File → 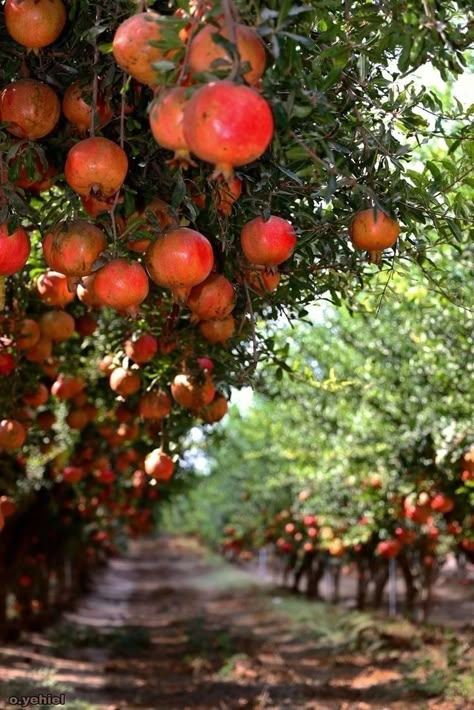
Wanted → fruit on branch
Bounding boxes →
[77,274,101,308]
[198,314,236,343]
[199,394,229,424]
[139,390,171,420]
[213,176,242,216]
[36,271,75,307]
[22,384,49,408]
[187,273,235,321]
[39,310,75,342]
[145,227,214,299]
[0,222,31,275]
[376,539,402,558]
[9,148,57,192]
[24,335,52,363]
[349,208,400,263]
[75,313,97,336]
[246,268,280,294]
[43,220,107,277]
[64,137,128,198]
[171,371,215,411]
[124,334,158,364]
[93,259,149,312]
[188,23,266,86]
[63,466,85,484]
[241,215,296,266]
[149,87,193,165]
[15,318,40,351]
[183,80,274,179]
[0,351,15,376]
[126,198,178,253]
[62,80,113,135]
[0,79,60,140]
[4,0,66,49]
[430,494,454,513]
[112,12,168,86]
[51,374,85,400]
[0,419,26,450]
[109,368,141,397]
[144,449,174,480]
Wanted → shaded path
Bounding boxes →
[0,537,472,709]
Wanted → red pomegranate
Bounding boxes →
[145,227,214,299]
[22,383,49,408]
[171,371,215,411]
[377,540,402,558]
[98,354,114,374]
[149,87,192,164]
[187,273,235,320]
[124,334,158,364]
[65,409,89,430]
[214,176,242,216]
[9,148,57,192]
[0,419,26,450]
[0,79,60,140]
[199,394,228,424]
[15,319,40,351]
[81,194,117,218]
[0,351,15,376]
[394,528,416,545]
[349,209,400,263]
[51,374,85,399]
[199,315,235,343]
[126,197,178,253]
[64,137,128,198]
[37,410,56,431]
[39,310,75,342]
[183,81,274,179]
[36,271,75,307]
[75,314,97,336]
[24,335,52,363]
[0,223,31,275]
[93,259,149,313]
[63,466,85,484]
[112,12,168,86]
[139,390,171,419]
[430,494,455,514]
[43,220,107,277]
[188,23,266,86]
[144,448,174,480]
[77,274,101,308]
[109,368,141,397]
[62,80,112,135]
[246,268,280,294]
[5,0,66,49]
[197,357,214,371]
[241,215,296,266]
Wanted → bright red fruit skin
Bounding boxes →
[240,215,296,266]
[0,223,31,275]
[187,274,235,320]
[145,227,213,290]
[93,259,149,312]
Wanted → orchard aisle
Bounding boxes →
[0,537,471,710]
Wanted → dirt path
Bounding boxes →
[0,537,472,710]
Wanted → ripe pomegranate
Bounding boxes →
[39,310,75,342]
[188,23,266,86]
[144,448,174,480]
[0,351,15,376]
[36,410,56,431]
[149,87,192,164]
[199,315,235,343]
[395,527,416,545]
[51,374,85,399]
[0,419,26,450]
[0,496,17,519]
[127,197,178,253]
[66,409,89,430]
[98,354,114,374]
[246,268,280,295]
[43,220,107,277]
[214,176,242,216]
[62,80,112,135]
[139,390,171,419]
[75,313,97,336]
[183,81,274,179]
[25,335,52,363]
[5,0,66,49]
[15,318,40,350]
[171,371,215,411]
[36,271,75,307]
[241,215,296,266]
[0,222,31,275]
[199,394,228,424]
[430,494,455,513]
[9,148,56,192]
[197,357,214,371]
[112,12,168,86]
[328,539,345,556]
[93,259,149,313]
[187,273,235,321]
[22,383,49,408]
[63,466,85,484]
[0,79,60,140]
[349,208,400,263]
[109,368,141,397]
[64,137,128,198]
[376,540,402,558]
[77,274,101,308]
[145,227,214,299]
[124,334,158,364]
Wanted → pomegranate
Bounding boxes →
[77,274,101,308]
[62,80,112,135]
[81,194,120,218]
[183,81,274,179]
[0,419,26,450]
[188,23,266,86]
[75,313,97,336]
[395,527,416,545]
[241,215,296,266]
[0,79,60,140]
[199,315,235,343]
[349,208,400,262]
[145,227,214,299]
[430,494,454,513]
[25,336,52,363]
[126,197,178,253]
[187,273,235,320]
[39,310,75,342]
[93,259,149,313]
[197,357,214,371]
[43,220,107,277]
[98,354,114,374]
[51,374,85,399]
[139,390,171,419]
[9,148,56,192]
[5,0,66,49]
[64,137,128,198]
[149,87,192,164]
[0,496,17,519]
[199,394,228,424]
[112,12,168,86]
[0,223,31,275]
[246,268,280,294]
[124,334,158,364]
[15,319,40,350]
[63,466,85,484]
[0,351,15,376]
[65,409,89,430]
[22,383,49,408]
[171,371,215,411]
[214,176,242,216]
[144,449,174,480]
[377,540,402,558]
[36,271,75,307]
[109,368,141,397]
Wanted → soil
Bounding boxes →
[0,537,472,710]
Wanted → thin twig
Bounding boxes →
[110,74,128,254]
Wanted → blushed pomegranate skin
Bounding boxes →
[93,259,149,312]
[109,368,141,397]
[199,315,235,343]
[77,274,101,308]
[62,80,112,134]
[199,394,229,424]
[5,0,66,49]
[22,383,49,408]
[246,269,280,294]
[113,12,166,86]
[144,449,174,480]
[64,137,128,198]
[149,87,191,161]
[145,227,214,290]
[214,176,242,216]
[188,23,266,86]
[39,310,75,342]
[0,223,30,275]
[0,80,60,140]
[124,334,158,363]
[139,390,171,419]
[36,271,75,307]
[376,540,402,558]
[43,220,107,277]
[51,374,85,399]
[240,215,296,266]
[349,209,400,252]
[0,419,26,451]
[25,335,52,363]
[126,197,178,253]
[183,81,274,178]
[187,273,235,321]
[171,372,215,411]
